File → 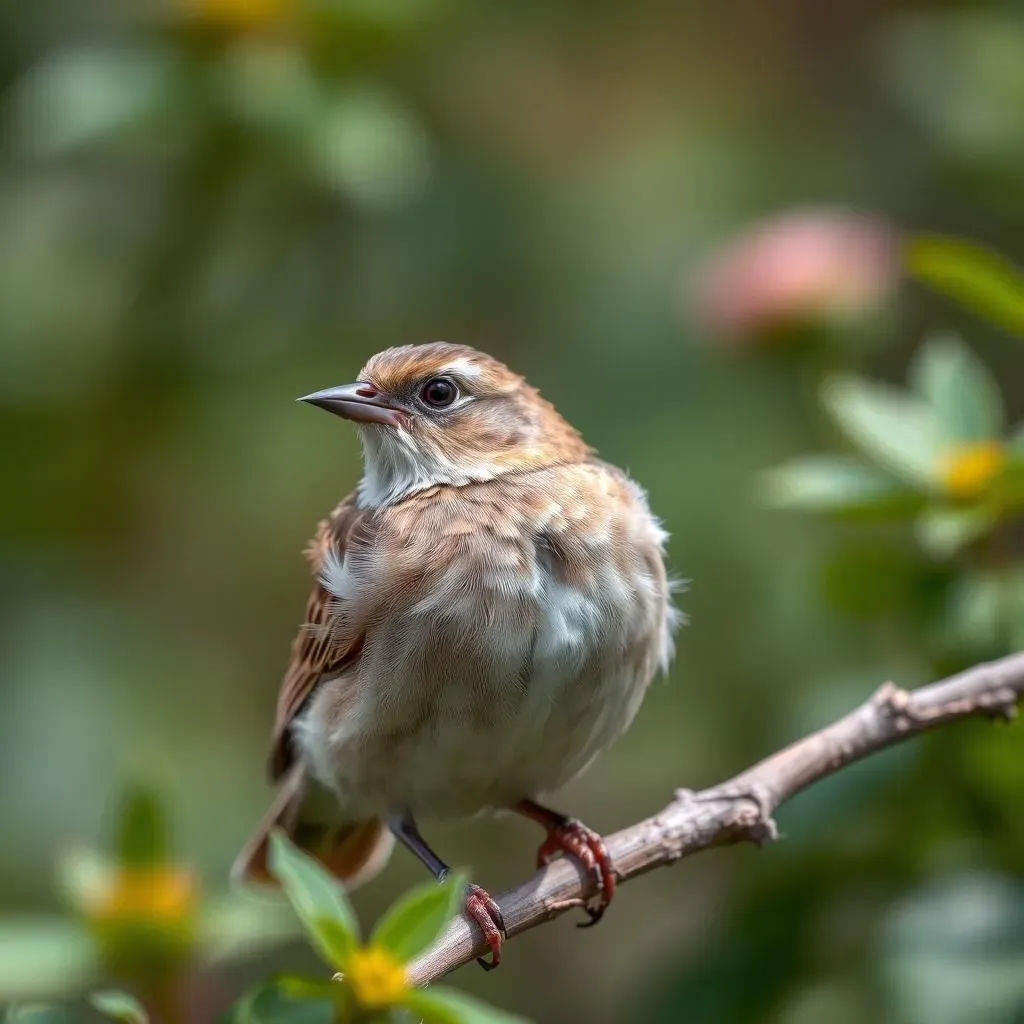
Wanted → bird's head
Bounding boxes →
[299,342,591,506]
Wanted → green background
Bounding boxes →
[1,1,1022,1021]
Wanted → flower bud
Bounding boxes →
[693,209,898,344]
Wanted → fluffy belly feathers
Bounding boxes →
[294,464,675,819]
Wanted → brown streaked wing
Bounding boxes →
[269,493,367,781]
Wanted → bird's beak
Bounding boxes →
[297,383,405,427]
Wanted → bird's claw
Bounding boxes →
[537,819,616,926]
[465,883,506,970]
[576,902,606,929]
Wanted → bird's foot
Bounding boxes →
[465,883,506,970]
[536,819,616,928]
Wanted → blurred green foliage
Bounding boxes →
[907,236,1024,338]
[88,991,150,1024]
[1,0,1023,1022]
[250,831,524,1023]
[0,781,299,1019]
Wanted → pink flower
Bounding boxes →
[693,209,898,343]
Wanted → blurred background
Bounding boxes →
[1,1,1023,1022]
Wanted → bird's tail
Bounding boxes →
[231,763,394,891]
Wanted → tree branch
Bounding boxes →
[409,651,1024,985]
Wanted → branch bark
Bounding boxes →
[409,650,1024,985]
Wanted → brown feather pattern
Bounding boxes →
[269,494,367,780]
[237,342,678,902]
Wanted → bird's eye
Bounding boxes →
[420,377,458,408]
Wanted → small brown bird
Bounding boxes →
[234,343,678,967]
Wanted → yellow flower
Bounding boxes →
[86,865,197,925]
[343,945,410,1009]
[939,441,1007,499]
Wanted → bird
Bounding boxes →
[233,342,679,968]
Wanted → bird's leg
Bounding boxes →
[387,812,505,970]
[514,798,616,928]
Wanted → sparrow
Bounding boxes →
[234,342,678,968]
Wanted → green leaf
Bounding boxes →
[0,917,95,1000]
[915,506,995,558]
[910,334,1004,442]
[11,47,177,157]
[822,375,943,487]
[116,783,169,868]
[759,456,916,514]
[198,893,302,964]
[89,991,149,1024]
[266,831,359,968]
[274,976,339,1003]
[4,1006,79,1024]
[312,917,358,972]
[370,873,466,963]
[232,980,336,1024]
[403,986,529,1024]
[906,235,1024,338]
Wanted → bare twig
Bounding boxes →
[408,651,1024,985]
